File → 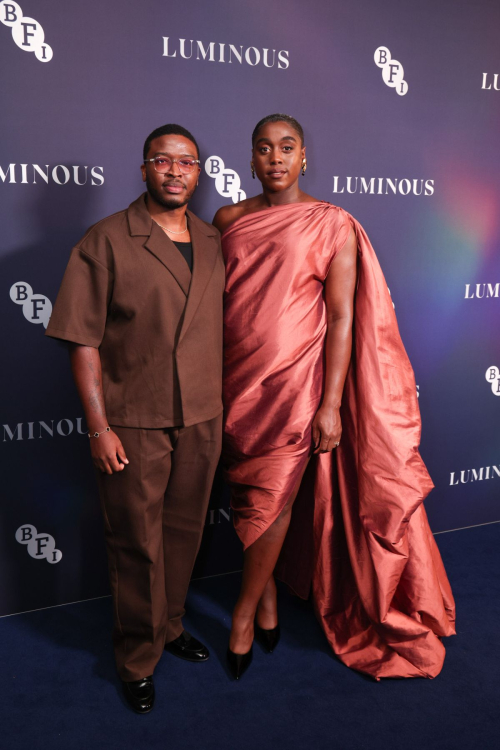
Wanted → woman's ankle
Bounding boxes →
[256,595,278,629]
[233,603,258,623]
[229,613,255,653]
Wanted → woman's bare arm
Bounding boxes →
[312,227,357,453]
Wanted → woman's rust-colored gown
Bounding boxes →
[222,201,456,680]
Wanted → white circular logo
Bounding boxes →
[35,42,52,62]
[47,549,63,564]
[382,59,404,88]
[215,168,241,197]
[374,46,391,68]
[0,1,22,27]
[15,524,37,544]
[205,155,225,177]
[22,294,52,325]
[11,15,44,51]
[485,366,500,396]
[10,280,32,303]
[27,532,55,559]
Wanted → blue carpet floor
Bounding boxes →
[2,523,499,750]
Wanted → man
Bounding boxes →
[46,124,224,713]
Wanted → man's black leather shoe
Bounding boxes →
[165,630,210,662]
[122,675,155,714]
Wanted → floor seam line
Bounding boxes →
[2,522,499,618]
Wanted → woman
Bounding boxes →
[213,114,455,681]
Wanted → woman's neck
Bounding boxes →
[261,183,306,207]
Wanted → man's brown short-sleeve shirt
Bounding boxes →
[46,194,224,428]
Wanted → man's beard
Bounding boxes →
[146,175,195,210]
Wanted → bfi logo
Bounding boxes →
[0,1,53,62]
[485,367,500,396]
[205,155,246,204]
[374,46,408,96]
[16,524,62,564]
[10,281,52,329]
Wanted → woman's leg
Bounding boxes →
[229,463,308,653]
[256,575,278,629]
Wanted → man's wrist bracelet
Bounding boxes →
[88,426,110,439]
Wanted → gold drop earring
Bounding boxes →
[301,158,307,176]
[251,162,255,179]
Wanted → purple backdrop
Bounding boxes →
[1,0,499,616]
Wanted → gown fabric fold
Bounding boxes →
[222,201,456,680]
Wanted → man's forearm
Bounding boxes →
[69,344,108,432]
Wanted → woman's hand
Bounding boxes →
[312,405,342,454]
[89,430,129,474]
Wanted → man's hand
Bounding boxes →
[312,405,342,454]
[89,430,129,474]
[68,345,129,474]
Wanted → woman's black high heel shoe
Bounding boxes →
[226,647,253,680]
[255,623,281,653]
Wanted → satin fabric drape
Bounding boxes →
[222,202,455,679]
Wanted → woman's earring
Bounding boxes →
[251,162,255,179]
[301,158,307,176]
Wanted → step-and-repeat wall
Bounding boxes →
[1,0,499,616]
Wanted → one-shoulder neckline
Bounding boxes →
[221,200,334,237]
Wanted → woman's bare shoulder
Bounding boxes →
[212,196,263,233]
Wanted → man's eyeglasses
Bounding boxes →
[144,156,201,174]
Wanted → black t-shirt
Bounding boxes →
[173,241,193,272]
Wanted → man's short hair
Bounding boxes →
[143,124,200,160]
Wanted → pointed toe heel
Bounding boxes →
[255,623,280,653]
[226,646,253,680]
